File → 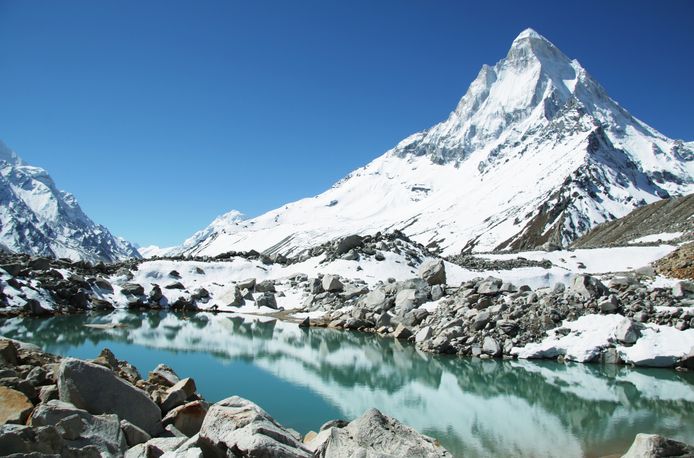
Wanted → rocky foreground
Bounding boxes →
[0,338,452,457]
[1,337,693,458]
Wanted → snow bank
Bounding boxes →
[512,314,694,367]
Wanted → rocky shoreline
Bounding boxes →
[0,337,452,457]
[1,238,693,369]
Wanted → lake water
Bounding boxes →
[1,310,693,457]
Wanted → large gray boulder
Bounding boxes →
[359,289,388,311]
[336,235,364,255]
[621,433,694,457]
[31,400,127,456]
[570,275,608,300]
[311,408,451,457]
[58,358,162,435]
[197,396,311,457]
[615,319,641,344]
[418,259,446,286]
[322,275,344,293]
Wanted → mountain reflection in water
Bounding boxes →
[1,310,692,458]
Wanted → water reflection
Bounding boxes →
[1,311,693,458]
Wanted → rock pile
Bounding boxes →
[302,262,694,367]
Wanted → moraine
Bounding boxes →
[1,310,693,458]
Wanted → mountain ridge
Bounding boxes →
[0,140,140,262]
[168,28,693,258]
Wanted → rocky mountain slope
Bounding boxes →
[171,28,693,258]
[0,141,139,262]
[572,193,693,248]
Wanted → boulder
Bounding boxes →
[570,275,607,300]
[392,324,412,340]
[312,408,451,457]
[255,280,276,293]
[482,337,501,356]
[0,424,67,456]
[322,275,344,293]
[336,235,364,255]
[621,433,694,458]
[161,378,197,413]
[28,257,51,270]
[614,319,641,345]
[126,436,187,457]
[0,263,23,276]
[672,281,694,299]
[58,358,162,435]
[472,311,491,331]
[148,364,180,388]
[197,396,311,457]
[31,400,127,456]
[255,292,278,309]
[359,289,388,311]
[414,326,432,343]
[237,278,256,291]
[120,419,151,447]
[148,284,163,303]
[477,278,502,295]
[599,295,620,313]
[162,400,208,437]
[0,386,33,424]
[218,286,244,307]
[418,259,446,286]
[24,299,51,316]
[0,340,19,365]
[121,283,145,296]
[430,285,445,301]
[394,289,425,311]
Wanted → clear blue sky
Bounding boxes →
[0,1,692,247]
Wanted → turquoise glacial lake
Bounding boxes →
[1,310,693,457]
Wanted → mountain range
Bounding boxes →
[0,141,139,262]
[1,28,692,262]
[168,28,693,258]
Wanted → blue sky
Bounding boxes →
[0,1,692,247]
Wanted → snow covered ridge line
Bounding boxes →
[1,242,693,369]
[0,140,140,263]
[169,27,694,258]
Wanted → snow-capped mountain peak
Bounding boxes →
[0,141,139,262]
[170,29,692,258]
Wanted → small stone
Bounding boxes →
[392,324,413,340]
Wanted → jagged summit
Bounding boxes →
[170,29,693,258]
[0,141,140,262]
